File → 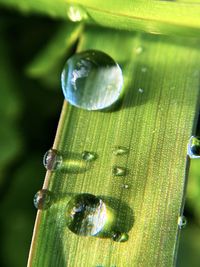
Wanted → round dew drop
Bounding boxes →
[43,148,63,171]
[61,50,123,110]
[178,216,187,229]
[82,151,96,161]
[66,194,108,236]
[187,136,200,159]
[33,189,53,210]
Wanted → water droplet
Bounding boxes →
[43,148,63,171]
[135,46,143,54]
[122,184,129,189]
[187,136,200,158]
[33,189,53,210]
[141,67,147,73]
[138,88,144,93]
[61,50,123,110]
[178,216,187,229]
[113,146,129,156]
[82,151,96,161]
[66,194,109,236]
[67,4,88,22]
[111,231,129,242]
[113,166,127,176]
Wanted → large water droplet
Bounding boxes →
[67,4,88,22]
[178,216,187,229]
[43,148,63,171]
[113,146,129,156]
[111,231,129,242]
[33,189,53,210]
[61,50,123,110]
[82,151,97,161]
[66,194,109,236]
[112,166,127,176]
[188,136,200,158]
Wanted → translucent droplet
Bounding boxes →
[82,151,96,161]
[66,194,110,236]
[43,148,62,171]
[112,166,127,176]
[33,189,53,210]
[122,184,129,189]
[67,4,88,22]
[138,88,144,93]
[178,216,187,229]
[187,136,200,158]
[111,231,129,242]
[113,146,129,156]
[61,50,123,110]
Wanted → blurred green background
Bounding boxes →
[0,5,200,267]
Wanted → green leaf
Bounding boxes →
[1,0,200,36]
[28,27,200,266]
[26,22,83,88]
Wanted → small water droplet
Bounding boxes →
[187,136,200,158]
[112,166,127,176]
[67,4,88,22]
[122,184,129,189]
[135,46,143,54]
[33,189,53,210]
[178,216,187,229]
[82,151,96,161]
[113,146,129,156]
[138,88,144,93]
[61,50,123,110]
[111,231,129,242]
[141,67,147,73]
[43,148,63,171]
[66,194,109,236]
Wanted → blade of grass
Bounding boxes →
[28,27,200,266]
[1,0,200,36]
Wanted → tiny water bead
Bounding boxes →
[33,189,53,210]
[43,148,63,171]
[178,216,187,229]
[138,88,144,93]
[111,231,129,242]
[61,50,123,110]
[66,194,111,236]
[113,146,129,156]
[188,136,200,158]
[122,184,129,189]
[67,4,88,22]
[112,166,127,176]
[82,151,97,161]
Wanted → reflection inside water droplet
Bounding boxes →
[178,216,187,229]
[82,151,97,161]
[43,148,63,171]
[113,166,127,176]
[33,189,53,210]
[61,50,123,110]
[67,4,88,22]
[187,136,200,158]
[66,194,111,236]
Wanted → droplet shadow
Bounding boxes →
[59,151,96,174]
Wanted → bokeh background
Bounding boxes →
[0,5,200,267]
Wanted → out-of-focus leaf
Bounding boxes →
[26,22,83,88]
[177,223,200,267]
[0,156,45,267]
[0,0,200,36]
